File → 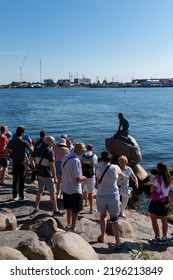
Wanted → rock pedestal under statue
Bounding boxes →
[105,134,148,184]
[105,134,142,163]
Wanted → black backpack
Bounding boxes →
[81,154,94,178]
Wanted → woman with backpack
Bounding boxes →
[148,162,172,245]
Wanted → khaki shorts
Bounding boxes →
[37,176,56,193]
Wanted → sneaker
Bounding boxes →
[30,209,39,216]
[119,212,126,218]
[70,229,82,234]
[53,210,65,216]
[148,236,162,245]
[18,197,28,201]
[162,237,167,245]
[65,225,72,231]
[89,209,94,214]
[13,196,19,201]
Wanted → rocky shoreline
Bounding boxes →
[0,171,173,260]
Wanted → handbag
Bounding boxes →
[31,148,48,182]
[119,184,133,198]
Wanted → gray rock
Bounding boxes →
[48,231,98,260]
[21,214,58,241]
[0,246,27,260]
[105,134,142,163]
[17,238,54,260]
[0,209,17,231]
[0,230,38,248]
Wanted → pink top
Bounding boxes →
[54,145,69,161]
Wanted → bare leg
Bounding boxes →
[100,212,107,242]
[71,212,78,231]
[67,209,72,226]
[0,166,6,184]
[150,213,160,237]
[110,215,121,245]
[88,193,93,210]
[35,189,43,210]
[56,174,61,196]
[50,191,58,211]
[160,216,168,237]
[83,191,88,206]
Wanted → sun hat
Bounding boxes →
[58,138,67,147]
[75,142,86,151]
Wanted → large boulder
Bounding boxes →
[48,231,98,260]
[17,239,54,260]
[20,214,58,241]
[106,219,135,238]
[0,209,17,231]
[129,162,149,182]
[0,230,38,248]
[0,246,27,260]
[105,134,142,163]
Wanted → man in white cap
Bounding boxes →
[61,142,86,232]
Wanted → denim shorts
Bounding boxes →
[96,193,120,215]
[56,161,62,175]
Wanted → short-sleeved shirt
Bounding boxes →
[61,152,83,194]
[117,166,134,187]
[96,164,121,195]
[7,138,30,163]
[32,144,55,178]
[0,134,8,158]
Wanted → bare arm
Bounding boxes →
[131,173,139,188]
[49,161,58,183]
[30,156,35,169]
[150,185,156,193]
[75,176,86,183]
[118,172,124,180]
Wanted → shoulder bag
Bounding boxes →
[31,148,48,182]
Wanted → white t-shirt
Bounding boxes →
[117,166,134,187]
[61,152,83,194]
[96,164,121,195]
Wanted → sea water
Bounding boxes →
[0,86,173,173]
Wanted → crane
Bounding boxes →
[19,52,28,84]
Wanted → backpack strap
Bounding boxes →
[99,164,111,184]
[83,153,94,159]
[62,156,76,169]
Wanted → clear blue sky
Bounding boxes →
[1,0,173,84]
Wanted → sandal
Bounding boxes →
[115,243,123,249]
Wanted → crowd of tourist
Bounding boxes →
[0,124,173,248]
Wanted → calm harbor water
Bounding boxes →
[0,87,173,173]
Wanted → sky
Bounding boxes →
[1,0,173,84]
